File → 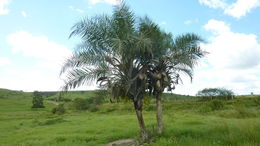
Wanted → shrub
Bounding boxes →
[198,104,212,113]
[92,90,106,104]
[89,105,99,112]
[73,98,88,110]
[144,104,155,111]
[72,94,104,111]
[234,105,256,118]
[198,99,224,113]
[32,91,44,108]
[52,104,66,115]
[209,99,224,110]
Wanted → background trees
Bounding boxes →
[197,88,234,100]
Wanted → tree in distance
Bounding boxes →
[197,88,234,100]
[32,91,44,108]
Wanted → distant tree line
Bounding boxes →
[197,88,234,100]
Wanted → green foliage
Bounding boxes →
[52,104,66,115]
[73,98,89,110]
[197,88,234,100]
[144,104,156,111]
[32,91,44,108]
[72,92,104,111]
[233,105,257,118]
[209,99,225,110]
[88,104,99,112]
[198,99,225,113]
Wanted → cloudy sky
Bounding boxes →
[0,0,260,95]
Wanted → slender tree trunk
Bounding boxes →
[156,93,163,134]
[133,100,149,142]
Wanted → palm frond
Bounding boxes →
[62,64,110,91]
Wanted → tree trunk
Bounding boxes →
[156,93,163,134]
[133,100,149,142]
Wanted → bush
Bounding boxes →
[144,104,155,111]
[72,94,104,111]
[209,99,224,110]
[73,98,89,110]
[89,105,99,112]
[198,104,212,113]
[198,99,224,113]
[234,105,256,118]
[52,104,66,115]
[32,91,44,108]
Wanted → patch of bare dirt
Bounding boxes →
[107,139,138,146]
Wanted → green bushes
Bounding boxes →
[73,98,89,110]
[52,104,66,115]
[32,91,44,108]
[233,105,257,118]
[199,99,224,113]
[209,99,224,110]
[72,94,104,111]
[144,104,156,111]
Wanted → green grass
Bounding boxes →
[0,89,260,146]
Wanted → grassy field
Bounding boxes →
[0,89,260,146]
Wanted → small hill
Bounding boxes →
[0,88,197,100]
[0,88,31,99]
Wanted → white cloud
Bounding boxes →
[1,31,76,91]
[69,6,84,13]
[0,68,97,91]
[0,0,10,15]
[21,11,27,17]
[198,0,227,9]
[198,0,260,18]
[0,31,97,91]
[89,0,122,5]
[173,19,260,95]
[204,19,230,34]
[224,0,260,18]
[7,31,71,64]
[175,19,260,95]
[6,30,72,74]
[203,19,260,69]
[0,57,11,66]
[0,30,100,92]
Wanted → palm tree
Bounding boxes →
[60,4,152,141]
[139,18,206,134]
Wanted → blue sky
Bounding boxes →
[0,0,260,95]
